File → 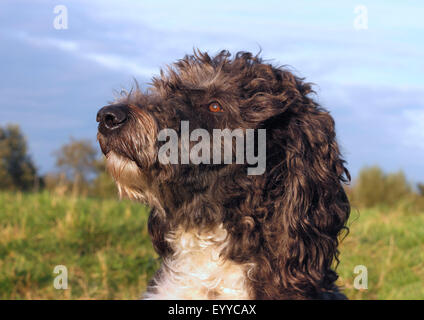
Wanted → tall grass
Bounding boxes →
[0,191,423,299]
[337,207,424,299]
[0,192,158,299]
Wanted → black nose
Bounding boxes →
[96,104,129,134]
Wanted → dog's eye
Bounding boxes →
[208,102,223,113]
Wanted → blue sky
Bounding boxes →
[0,0,423,183]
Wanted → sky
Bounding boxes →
[0,0,423,183]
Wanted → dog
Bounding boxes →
[96,50,350,300]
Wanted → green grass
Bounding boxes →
[337,207,424,299]
[0,191,158,299]
[0,192,423,299]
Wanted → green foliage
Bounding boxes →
[0,124,37,190]
[351,166,412,208]
[0,128,116,197]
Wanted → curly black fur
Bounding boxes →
[97,50,350,300]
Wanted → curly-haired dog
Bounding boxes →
[96,50,350,300]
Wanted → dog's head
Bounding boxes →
[97,51,279,210]
[96,50,350,299]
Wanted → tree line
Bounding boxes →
[1,123,424,209]
[0,124,116,198]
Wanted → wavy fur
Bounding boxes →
[97,50,350,299]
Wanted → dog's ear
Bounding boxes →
[240,66,315,125]
[261,71,350,297]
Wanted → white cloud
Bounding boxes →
[14,32,79,52]
[15,31,156,77]
[83,53,157,77]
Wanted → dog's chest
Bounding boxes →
[144,226,251,299]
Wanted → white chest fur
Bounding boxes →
[144,225,252,299]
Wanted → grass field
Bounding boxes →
[0,192,423,299]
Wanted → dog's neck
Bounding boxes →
[144,224,252,299]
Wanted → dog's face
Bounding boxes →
[96,51,286,207]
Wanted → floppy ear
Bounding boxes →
[261,71,350,298]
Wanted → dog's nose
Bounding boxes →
[97,104,129,134]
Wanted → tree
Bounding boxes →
[417,183,424,197]
[353,166,411,208]
[383,171,411,205]
[53,138,98,194]
[51,138,118,198]
[353,166,386,207]
[0,124,37,190]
